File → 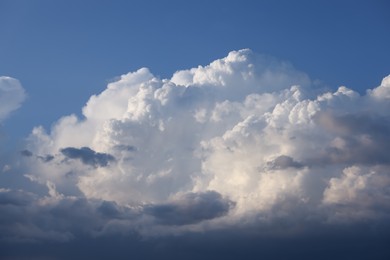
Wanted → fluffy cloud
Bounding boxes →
[323,165,390,221]
[10,49,390,244]
[0,76,26,122]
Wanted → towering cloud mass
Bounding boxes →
[0,77,26,122]
[2,50,390,249]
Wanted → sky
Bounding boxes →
[1,0,390,259]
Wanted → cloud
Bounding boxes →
[0,186,141,243]
[0,76,26,122]
[0,188,232,243]
[266,155,304,170]
[0,187,389,260]
[20,150,33,157]
[24,49,314,205]
[145,191,234,225]
[323,165,390,218]
[60,147,115,167]
[11,49,390,251]
[37,154,55,162]
[310,112,390,165]
[0,188,36,206]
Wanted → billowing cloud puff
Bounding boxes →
[12,49,390,242]
[0,76,26,122]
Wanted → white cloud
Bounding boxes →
[0,76,26,122]
[368,75,390,99]
[17,49,390,239]
[323,165,390,221]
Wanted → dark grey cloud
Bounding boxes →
[310,113,390,166]
[20,150,33,157]
[1,218,389,260]
[145,191,234,225]
[316,112,390,136]
[20,149,54,162]
[97,201,122,218]
[0,189,389,260]
[266,155,304,170]
[0,189,36,206]
[0,189,137,243]
[60,147,115,167]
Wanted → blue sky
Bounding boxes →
[1,1,390,259]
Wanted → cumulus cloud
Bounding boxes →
[323,165,390,221]
[0,76,26,122]
[11,49,390,246]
